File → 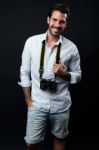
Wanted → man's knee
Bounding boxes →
[26,143,41,150]
[27,144,33,150]
[54,136,65,142]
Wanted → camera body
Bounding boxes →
[40,79,57,91]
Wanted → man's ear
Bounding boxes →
[47,17,49,24]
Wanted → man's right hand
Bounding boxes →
[22,87,32,107]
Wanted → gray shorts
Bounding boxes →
[24,106,70,144]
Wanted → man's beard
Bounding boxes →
[48,26,63,37]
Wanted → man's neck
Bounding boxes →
[47,30,59,48]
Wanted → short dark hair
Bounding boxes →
[48,3,70,22]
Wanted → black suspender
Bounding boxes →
[39,40,61,79]
[39,40,46,79]
[56,42,61,64]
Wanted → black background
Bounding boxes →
[0,0,99,149]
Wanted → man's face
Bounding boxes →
[47,10,67,37]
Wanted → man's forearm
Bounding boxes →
[22,87,32,106]
[58,71,71,81]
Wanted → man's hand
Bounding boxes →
[52,64,71,81]
[53,64,65,75]
[26,98,33,107]
[22,87,33,107]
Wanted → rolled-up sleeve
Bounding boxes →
[69,46,81,84]
[19,38,31,87]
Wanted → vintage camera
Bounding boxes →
[40,79,57,91]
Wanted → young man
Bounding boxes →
[19,3,81,150]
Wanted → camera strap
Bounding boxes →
[39,40,61,79]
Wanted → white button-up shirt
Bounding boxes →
[19,32,81,113]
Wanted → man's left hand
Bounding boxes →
[52,64,71,81]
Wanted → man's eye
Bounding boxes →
[52,18,57,22]
[60,21,65,24]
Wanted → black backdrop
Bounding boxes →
[0,0,99,149]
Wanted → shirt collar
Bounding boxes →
[40,32,63,45]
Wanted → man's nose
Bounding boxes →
[55,21,61,27]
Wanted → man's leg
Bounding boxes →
[25,107,48,150]
[53,136,65,150]
[26,143,41,150]
[49,109,70,150]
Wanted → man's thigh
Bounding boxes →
[24,106,48,144]
[49,109,70,139]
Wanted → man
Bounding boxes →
[19,3,81,150]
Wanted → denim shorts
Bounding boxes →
[24,106,70,144]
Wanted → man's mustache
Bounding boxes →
[52,26,62,31]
